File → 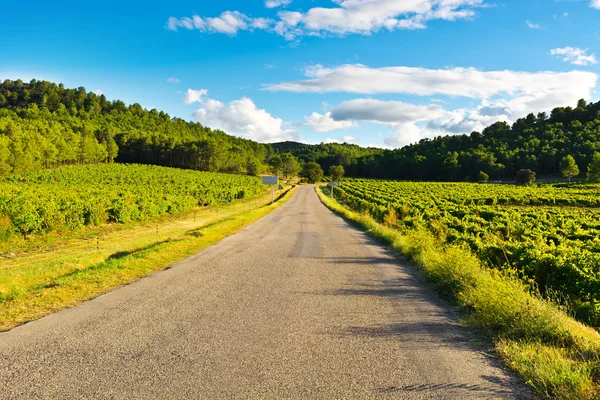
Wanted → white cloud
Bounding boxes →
[274,65,598,146]
[93,89,103,95]
[265,64,597,102]
[592,0,600,10]
[167,11,271,35]
[384,123,438,148]
[167,77,180,84]
[331,99,448,123]
[302,62,598,147]
[265,0,293,8]
[324,136,357,144]
[192,96,298,142]
[271,63,597,147]
[304,112,356,132]
[328,99,458,147]
[278,0,484,39]
[550,47,598,66]
[330,100,508,148]
[183,88,208,104]
[526,20,540,29]
[167,0,485,40]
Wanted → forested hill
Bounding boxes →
[0,79,273,175]
[274,100,600,181]
[271,141,385,176]
[2,79,600,182]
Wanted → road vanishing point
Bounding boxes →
[0,186,528,399]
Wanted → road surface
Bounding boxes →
[0,186,527,399]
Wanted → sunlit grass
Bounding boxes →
[317,186,600,399]
[0,187,296,331]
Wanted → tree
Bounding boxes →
[477,171,489,183]
[269,155,283,176]
[280,153,301,179]
[302,162,324,183]
[559,155,579,184]
[516,169,536,186]
[105,137,119,163]
[0,136,12,175]
[246,159,264,176]
[443,151,460,181]
[329,165,345,182]
[587,152,600,183]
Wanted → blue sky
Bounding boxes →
[1,0,600,147]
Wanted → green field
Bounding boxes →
[318,185,600,399]
[0,163,294,330]
[0,164,265,240]
[335,179,600,329]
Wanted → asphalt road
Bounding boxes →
[0,186,528,399]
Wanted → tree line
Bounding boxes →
[0,79,275,175]
[3,79,600,183]
[274,99,600,182]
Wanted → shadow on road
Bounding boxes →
[378,378,517,397]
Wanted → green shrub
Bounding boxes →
[0,215,11,240]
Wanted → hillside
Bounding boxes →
[272,141,386,176]
[0,79,273,175]
[3,79,600,183]
[274,100,600,181]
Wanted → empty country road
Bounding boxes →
[0,186,527,399]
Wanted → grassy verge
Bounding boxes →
[317,187,600,399]
[0,186,297,331]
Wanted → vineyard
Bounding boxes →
[0,164,265,240]
[334,179,600,329]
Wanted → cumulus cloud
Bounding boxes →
[304,112,356,132]
[191,96,298,143]
[264,64,597,101]
[550,47,598,66]
[167,0,485,40]
[328,99,458,147]
[331,99,448,123]
[265,0,293,8]
[183,89,208,104]
[167,77,180,84]
[592,0,600,9]
[275,0,484,38]
[383,123,441,148]
[298,64,598,147]
[330,100,509,147]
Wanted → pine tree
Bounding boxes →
[329,165,345,182]
[587,153,600,183]
[478,171,489,182]
[559,155,580,184]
